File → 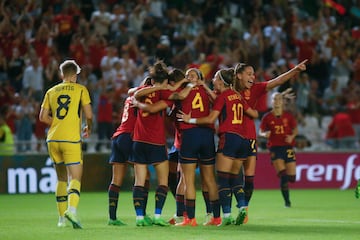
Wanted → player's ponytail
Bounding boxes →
[149,61,169,83]
[217,68,235,87]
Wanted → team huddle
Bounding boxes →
[39,59,307,229]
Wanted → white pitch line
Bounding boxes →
[287,218,360,224]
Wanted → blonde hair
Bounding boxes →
[59,60,81,77]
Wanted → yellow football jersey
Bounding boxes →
[41,82,91,142]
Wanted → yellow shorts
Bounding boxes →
[48,142,83,165]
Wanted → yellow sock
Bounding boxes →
[68,179,81,211]
[56,181,68,217]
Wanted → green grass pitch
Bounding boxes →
[0,189,359,240]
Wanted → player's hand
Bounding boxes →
[264,131,271,138]
[285,134,294,144]
[295,59,307,72]
[176,110,191,123]
[130,96,138,108]
[82,126,90,138]
[282,88,296,100]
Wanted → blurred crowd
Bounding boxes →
[0,0,360,153]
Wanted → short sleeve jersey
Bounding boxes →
[240,82,267,139]
[212,89,250,136]
[260,111,297,147]
[178,85,213,130]
[112,95,137,138]
[133,89,173,145]
[41,82,91,142]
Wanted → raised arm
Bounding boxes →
[168,82,195,101]
[134,80,167,100]
[199,80,217,101]
[167,78,189,91]
[134,86,161,100]
[266,59,307,91]
[132,98,168,114]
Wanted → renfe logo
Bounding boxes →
[296,154,360,189]
[255,152,360,189]
[7,157,57,194]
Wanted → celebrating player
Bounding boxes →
[178,68,258,226]
[234,60,307,221]
[259,92,298,207]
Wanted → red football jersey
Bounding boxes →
[178,85,214,130]
[212,89,249,136]
[112,96,137,138]
[260,111,297,147]
[133,89,173,145]
[240,82,267,139]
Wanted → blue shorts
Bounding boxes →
[246,139,257,157]
[109,133,133,164]
[179,128,215,165]
[132,141,168,165]
[168,145,179,163]
[217,132,249,159]
[270,146,296,163]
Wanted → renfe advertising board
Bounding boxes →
[255,152,360,189]
[0,152,359,194]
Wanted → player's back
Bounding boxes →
[44,82,91,142]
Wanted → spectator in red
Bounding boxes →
[67,2,82,30]
[0,16,15,59]
[0,80,14,105]
[69,33,87,67]
[31,22,52,67]
[53,6,75,57]
[326,108,356,149]
[346,85,360,148]
[293,32,317,63]
[87,33,107,79]
[95,86,114,152]
[11,31,29,58]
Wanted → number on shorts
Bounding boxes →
[287,149,295,159]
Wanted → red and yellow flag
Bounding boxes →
[323,0,346,15]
